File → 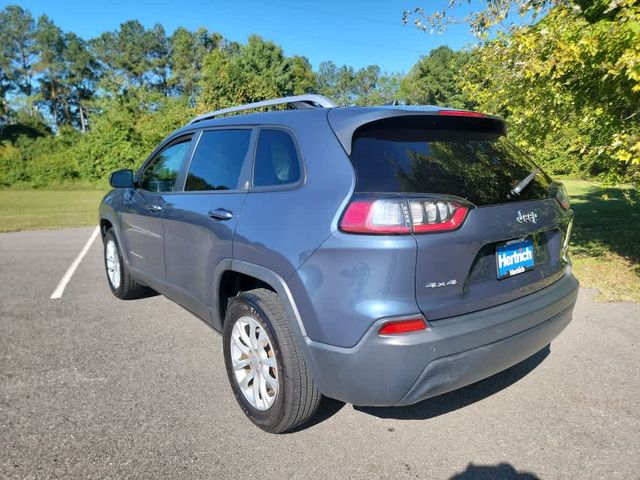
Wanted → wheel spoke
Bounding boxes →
[238,324,252,349]
[252,370,261,406]
[249,322,258,349]
[233,357,250,370]
[232,332,250,354]
[257,328,269,347]
[261,365,278,389]
[259,371,269,403]
[238,369,255,389]
[263,356,276,369]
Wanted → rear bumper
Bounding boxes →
[304,269,579,406]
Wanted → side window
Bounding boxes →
[253,129,301,187]
[140,139,191,192]
[185,129,252,191]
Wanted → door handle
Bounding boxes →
[148,204,163,213]
[208,208,233,221]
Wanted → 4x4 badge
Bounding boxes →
[425,279,458,289]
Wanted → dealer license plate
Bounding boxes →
[496,238,535,279]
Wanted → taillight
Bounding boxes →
[340,197,469,235]
[555,184,570,210]
[379,316,429,335]
[408,199,468,233]
[340,199,411,234]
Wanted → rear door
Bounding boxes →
[349,114,573,321]
[119,135,193,282]
[162,128,254,314]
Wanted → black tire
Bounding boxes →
[103,229,148,300]
[223,288,321,433]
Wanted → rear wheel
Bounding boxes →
[223,288,321,433]
[103,229,148,300]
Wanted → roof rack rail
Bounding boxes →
[188,94,337,124]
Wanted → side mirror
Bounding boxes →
[109,169,134,189]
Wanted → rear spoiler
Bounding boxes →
[327,107,506,155]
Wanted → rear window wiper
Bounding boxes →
[510,168,539,197]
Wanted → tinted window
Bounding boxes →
[185,129,251,191]
[351,122,552,206]
[253,129,301,187]
[140,139,191,192]
[185,129,252,191]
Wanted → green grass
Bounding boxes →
[564,179,640,302]
[0,190,107,232]
[4,180,109,191]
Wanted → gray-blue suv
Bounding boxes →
[100,94,579,433]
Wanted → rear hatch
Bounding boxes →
[346,112,573,321]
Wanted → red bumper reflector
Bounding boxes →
[379,317,428,335]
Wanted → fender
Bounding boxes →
[209,259,331,394]
[99,208,131,268]
[211,259,308,340]
[99,190,131,263]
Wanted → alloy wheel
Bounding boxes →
[230,316,279,410]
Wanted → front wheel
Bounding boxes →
[103,229,149,300]
[223,288,321,433]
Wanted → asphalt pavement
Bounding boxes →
[1,227,639,479]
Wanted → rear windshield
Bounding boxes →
[350,119,552,206]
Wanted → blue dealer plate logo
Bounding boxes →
[496,238,535,279]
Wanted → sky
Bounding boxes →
[1,0,481,73]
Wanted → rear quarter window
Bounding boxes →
[253,129,301,188]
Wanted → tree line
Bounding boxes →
[0,0,638,187]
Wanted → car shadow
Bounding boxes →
[288,396,348,433]
[449,462,540,479]
[355,345,550,421]
[130,287,160,299]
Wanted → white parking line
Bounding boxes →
[50,226,101,299]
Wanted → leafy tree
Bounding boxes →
[34,15,69,127]
[316,61,339,100]
[289,55,316,95]
[71,89,191,180]
[400,46,472,108]
[317,61,399,105]
[236,35,294,96]
[363,72,402,106]
[458,1,640,182]
[317,61,358,105]
[198,49,279,111]
[169,27,220,99]
[0,108,53,185]
[0,5,37,102]
[352,65,380,105]
[91,20,155,93]
[403,0,562,37]
[197,36,301,111]
[146,24,170,95]
[64,32,99,131]
[408,0,640,183]
[0,15,14,121]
